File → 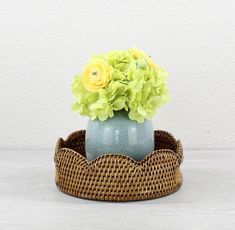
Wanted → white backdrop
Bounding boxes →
[0,0,234,150]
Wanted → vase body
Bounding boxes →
[85,110,154,161]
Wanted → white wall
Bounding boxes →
[0,0,234,150]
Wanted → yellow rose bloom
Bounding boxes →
[129,47,159,69]
[82,59,111,92]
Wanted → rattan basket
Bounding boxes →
[54,130,183,201]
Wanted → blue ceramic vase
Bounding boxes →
[85,110,154,161]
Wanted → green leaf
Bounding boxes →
[137,106,147,117]
[97,111,109,121]
[71,103,80,111]
[112,97,126,111]
[111,70,125,80]
[89,99,107,110]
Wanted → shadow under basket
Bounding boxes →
[54,130,183,202]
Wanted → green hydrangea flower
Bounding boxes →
[71,48,170,123]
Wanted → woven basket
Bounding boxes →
[54,130,183,201]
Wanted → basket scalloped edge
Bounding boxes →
[54,130,183,201]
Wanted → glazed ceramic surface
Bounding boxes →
[85,110,154,161]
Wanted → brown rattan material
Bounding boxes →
[54,130,183,201]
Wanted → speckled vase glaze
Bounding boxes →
[85,110,154,161]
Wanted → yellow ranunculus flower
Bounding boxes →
[129,47,159,69]
[82,59,111,92]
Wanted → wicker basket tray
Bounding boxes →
[54,130,183,201]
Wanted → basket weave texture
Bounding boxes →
[54,130,183,201]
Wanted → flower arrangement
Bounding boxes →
[71,48,170,123]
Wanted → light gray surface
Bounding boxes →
[0,150,235,230]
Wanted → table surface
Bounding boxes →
[0,149,235,230]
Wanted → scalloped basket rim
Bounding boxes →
[55,129,182,166]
